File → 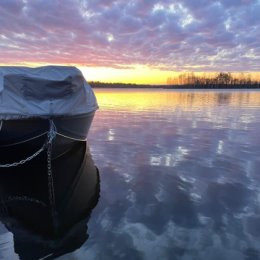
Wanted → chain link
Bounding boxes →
[0,119,58,228]
[0,144,47,168]
[6,195,47,207]
[0,119,56,168]
[47,138,56,208]
[46,120,58,230]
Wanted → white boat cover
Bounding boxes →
[0,66,98,120]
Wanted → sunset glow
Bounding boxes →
[1,0,260,84]
[80,65,174,84]
[94,89,260,111]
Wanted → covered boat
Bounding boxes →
[0,66,99,239]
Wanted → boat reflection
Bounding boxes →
[4,214,91,260]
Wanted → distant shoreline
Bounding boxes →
[89,82,260,90]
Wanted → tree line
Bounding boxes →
[89,81,157,88]
[89,72,260,89]
[166,72,260,88]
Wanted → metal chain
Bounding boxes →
[0,144,47,168]
[0,119,58,228]
[0,119,56,168]
[6,195,47,207]
[46,120,58,231]
[47,136,56,208]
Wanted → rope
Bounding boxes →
[47,119,57,145]
[0,119,56,168]
[0,132,48,148]
[0,120,2,131]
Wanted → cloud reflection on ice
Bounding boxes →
[85,89,260,260]
[2,89,260,260]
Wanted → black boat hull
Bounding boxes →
[0,119,99,239]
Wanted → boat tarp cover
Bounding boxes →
[0,66,98,120]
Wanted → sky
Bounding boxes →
[0,0,260,84]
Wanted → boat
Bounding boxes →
[0,66,100,239]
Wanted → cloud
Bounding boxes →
[0,0,260,72]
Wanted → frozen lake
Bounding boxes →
[1,89,260,260]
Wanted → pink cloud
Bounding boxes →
[0,0,260,72]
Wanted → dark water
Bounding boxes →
[1,89,260,260]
